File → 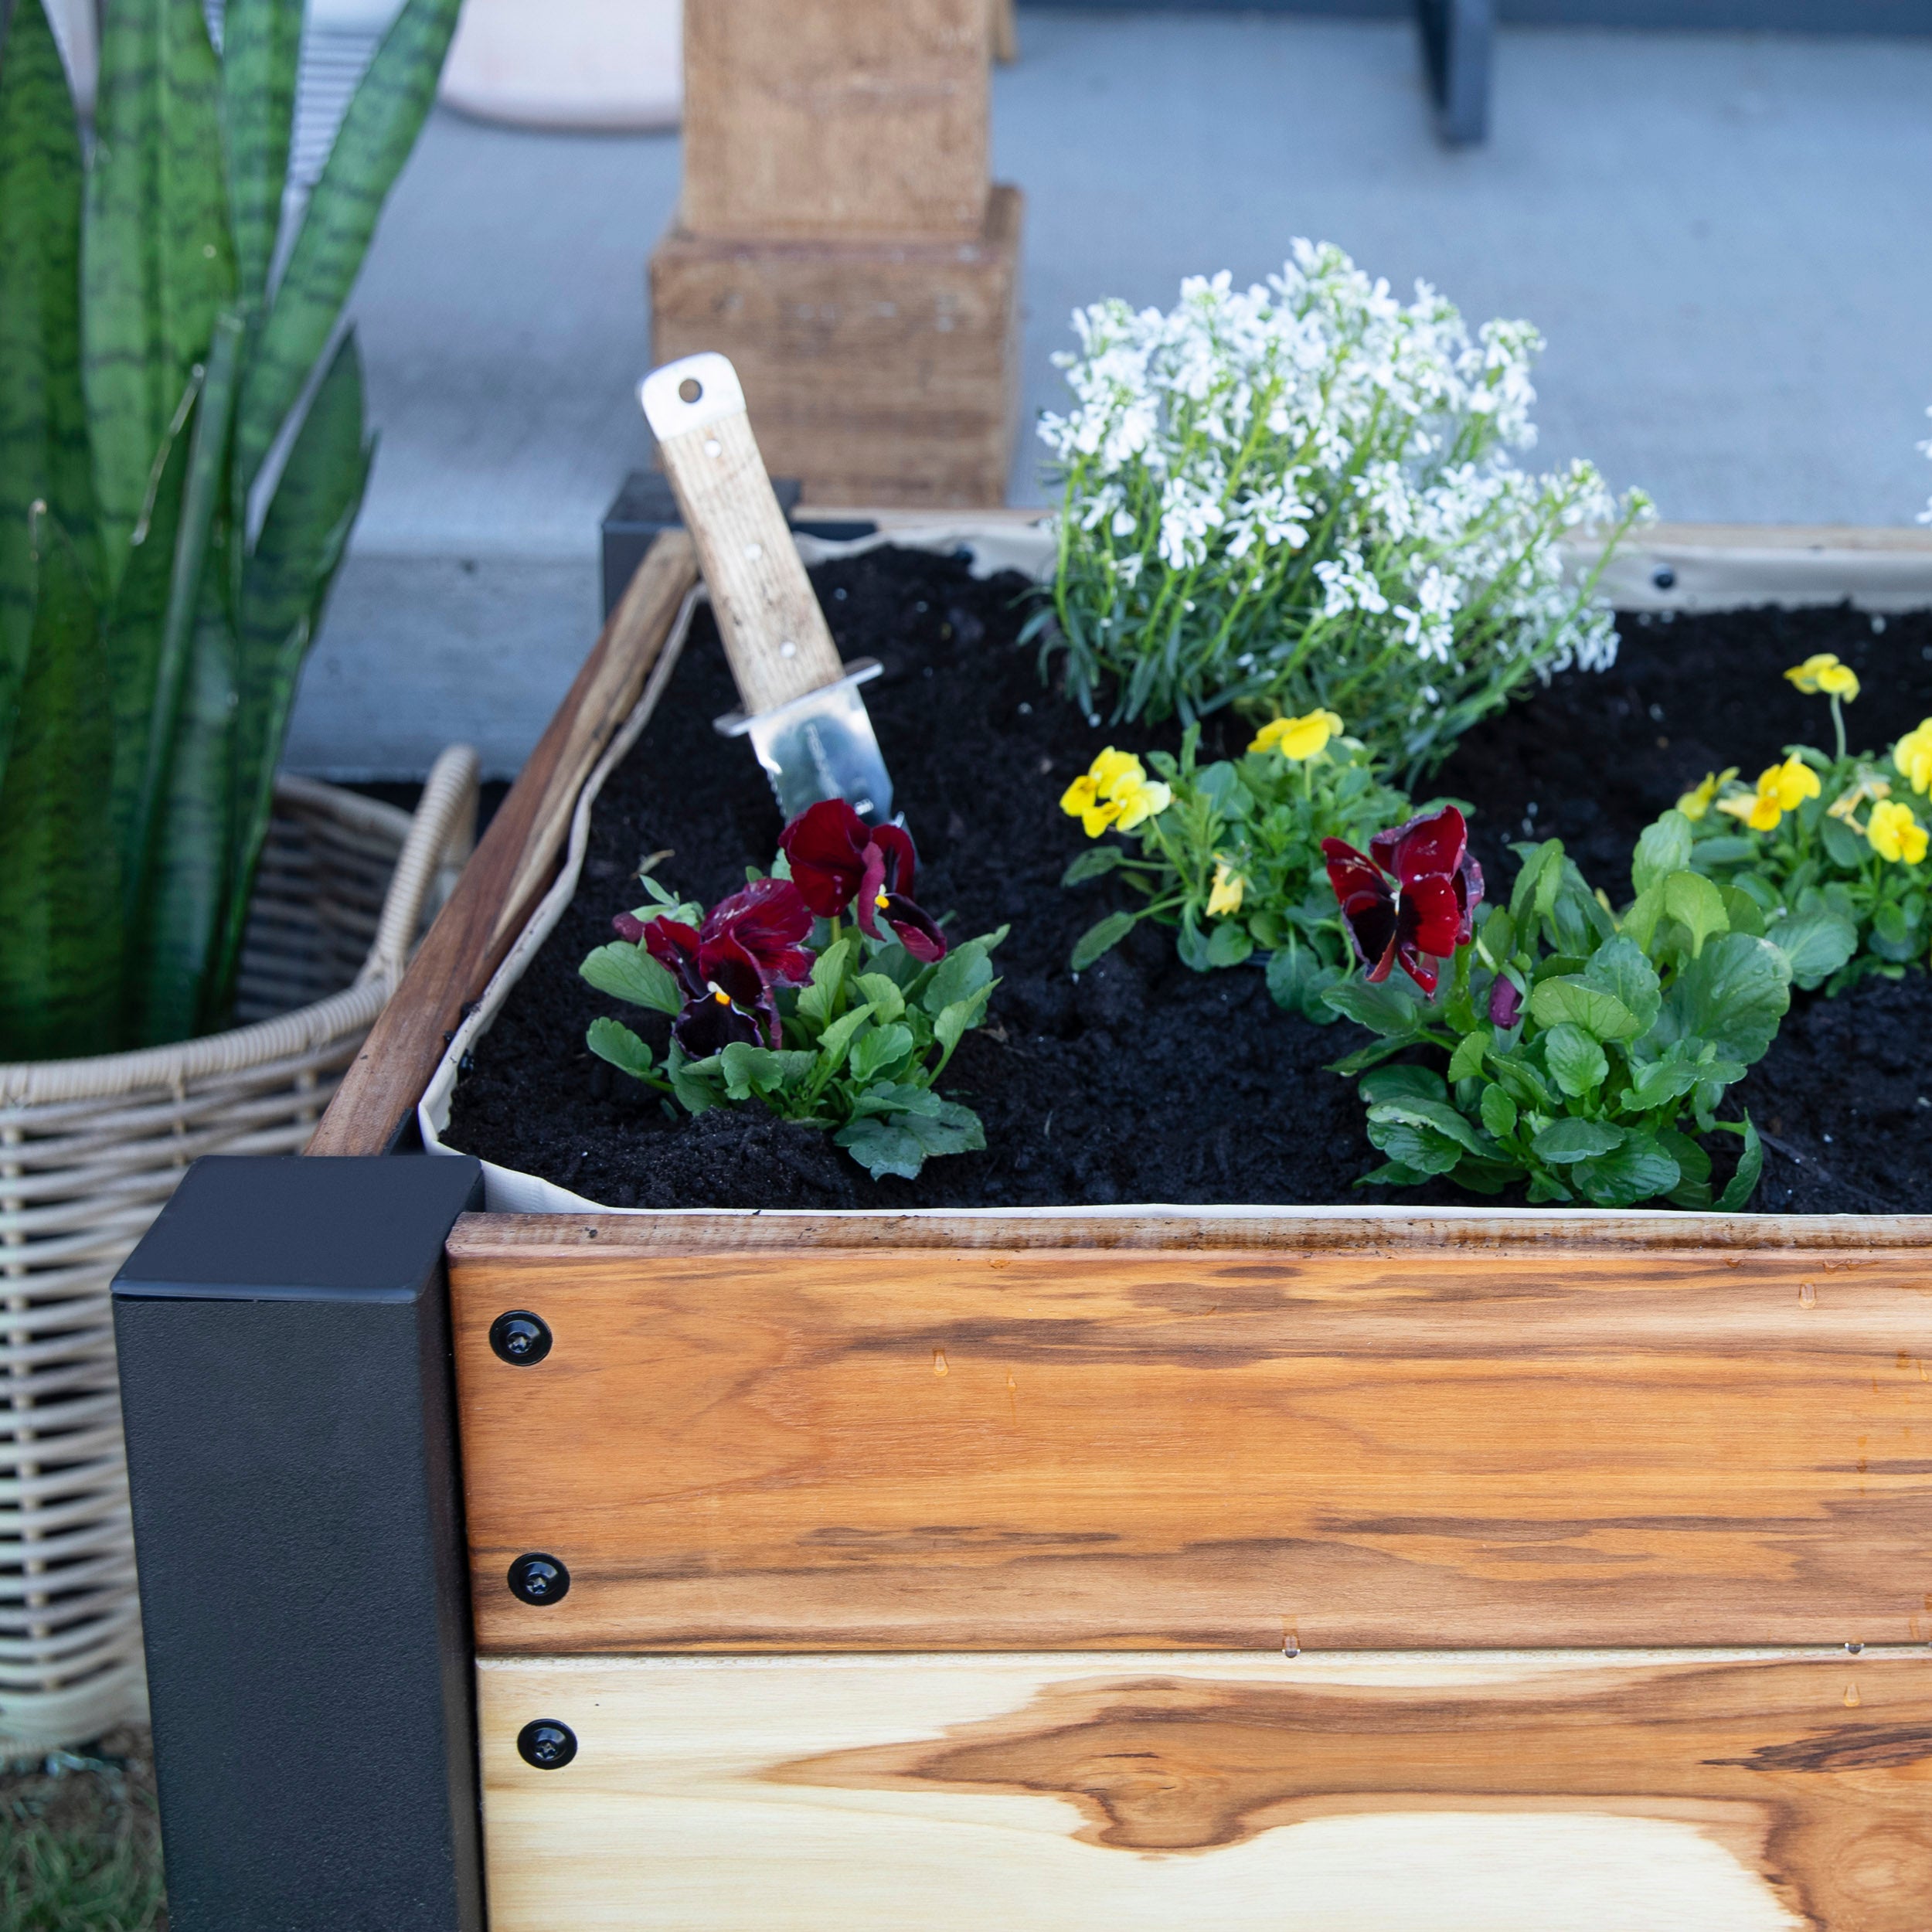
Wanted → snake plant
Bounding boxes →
[0,0,458,1059]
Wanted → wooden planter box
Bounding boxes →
[117,522,1932,1932]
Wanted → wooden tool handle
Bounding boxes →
[641,354,844,717]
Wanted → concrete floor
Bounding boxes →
[287,9,1932,775]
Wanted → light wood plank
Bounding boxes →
[449,1233,1932,1652]
[478,1650,1932,1930]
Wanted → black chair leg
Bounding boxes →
[1417,0,1493,146]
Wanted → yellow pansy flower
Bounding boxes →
[1676,767,1736,821]
[1866,800,1930,866]
[1784,653,1860,701]
[1716,757,1819,832]
[1827,774,1890,823]
[1249,709,1345,761]
[1060,748,1172,838]
[1206,862,1245,917]
[1894,719,1932,797]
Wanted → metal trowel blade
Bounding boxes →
[716,659,895,826]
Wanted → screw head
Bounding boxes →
[508,1553,570,1606]
[517,1719,578,1770]
[489,1309,553,1366]
[1651,564,1677,591]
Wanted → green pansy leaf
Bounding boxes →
[1359,1064,1447,1106]
[1508,838,1564,930]
[1542,1021,1608,1098]
[920,927,1005,1015]
[1570,1134,1681,1209]
[1662,870,1730,957]
[1631,810,1694,897]
[854,972,905,1024]
[835,1094,985,1180]
[580,940,682,1015]
[848,1022,914,1085]
[934,985,993,1058]
[586,1016,656,1082]
[1322,975,1425,1037]
[1368,1097,1491,1158]
[1655,932,1791,1066]
[1766,910,1857,991]
[815,1005,873,1071]
[666,1042,721,1115]
[1818,814,1867,869]
[1530,1117,1626,1163]
[1478,1083,1519,1138]
[1714,1113,1764,1213]
[1715,884,1766,937]
[1446,1027,1490,1084]
[1528,977,1641,1043]
[1580,935,1662,1037]
[1062,845,1124,886]
[1070,910,1136,971]
[1205,919,1253,968]
[718,1041,815,1101]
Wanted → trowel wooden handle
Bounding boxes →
[640,354,845,718]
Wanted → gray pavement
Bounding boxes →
[288,9,1932,775]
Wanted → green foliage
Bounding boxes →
[1059,721,1415,1022]
[0,0,459,1059]
[1677,704,1932,994]
[583,893,1007,1184]
[1326,829,1790,1209]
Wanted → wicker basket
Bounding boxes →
[0,746,479,1752]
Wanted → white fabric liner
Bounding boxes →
[423,518,1932,1217]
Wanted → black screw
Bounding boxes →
[1651,564,1677,590]
[517,1719,578,1770]
[489,1309,552,1366]
[509,1553,570,1606]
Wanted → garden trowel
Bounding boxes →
[639,352,894,824]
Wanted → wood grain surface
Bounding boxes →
[656,406,846,716]
[448,1223,1932,1652]
[478,1650,1932,1930]
[649,185,1022,507]
[304,535,697,1156]
[681,0,990,242]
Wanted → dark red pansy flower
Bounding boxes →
[700,877,815,987]
[643,917,782,1055]
[777,801,948,964]
[612,910,648,943]
[1321,805,1483,997]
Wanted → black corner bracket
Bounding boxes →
[114,1155,485,1932]
[1416,0,1492,146]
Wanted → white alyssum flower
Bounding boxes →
[1039,241,1651,772]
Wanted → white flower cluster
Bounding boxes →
[1039,242,1648,767]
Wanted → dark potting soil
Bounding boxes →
[445,549,1932,1214]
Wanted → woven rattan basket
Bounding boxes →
[0,745,479,1752]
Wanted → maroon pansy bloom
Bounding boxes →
[778,801,948,964]
[1488,973,1522,1029]
[631,878,814,1056]
[1321,805,1483,997]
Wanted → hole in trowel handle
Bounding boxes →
[678,376,703,404]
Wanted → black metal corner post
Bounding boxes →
[1415,0,1492,145]
[113,1155,486,1932]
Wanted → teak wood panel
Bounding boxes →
[478,1650,1932,1930]
[447,1221,1932,1651]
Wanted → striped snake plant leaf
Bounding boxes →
[219,0,302,308]
[84,0,236,588]
[134,570,241,1045]
[208,328,373,1016]
[0,510,123,1060]
[233,0,461,495]
[125,309,243,941]
[0,0,96,801]
[103,377,197,871]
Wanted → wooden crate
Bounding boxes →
[308,523,1932,1931]
[681,0,990,242]
[648,185,1022,506]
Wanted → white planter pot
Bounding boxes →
[439,0,682,133]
